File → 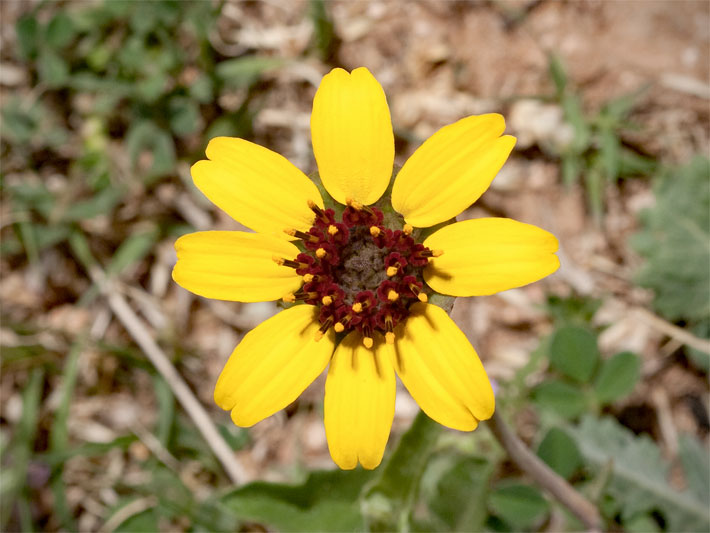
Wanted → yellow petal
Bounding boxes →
[192,137,324,238]
[324,332,395,469]
[392,114,516,227]
[311,67,394,206]
[423,218,559,296]
[215,306,334,427]
[394,302,494,430]
[172,231,302,302]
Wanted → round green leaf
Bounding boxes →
[168,97,201,137]
[532,379,588,419]
[488,483,549,529]
[45,12,76,48]
[549,325,599,382]
[594,351,641,404]
[537,427,582,479]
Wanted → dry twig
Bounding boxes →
[89,266,249,486]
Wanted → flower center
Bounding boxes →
[274,200,442,348]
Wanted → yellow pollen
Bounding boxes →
[314,330,324,342]
[386,266,399,277]
[303,273,314,283]
[418,292,428,303]
[352,302,363,313]
[334,322,345,333]
[283,228,296,236]
[370,226,381,237]
[387,289,399,302]
[346,198,363,211]
[403,223,413,235]
[327,225,338,235]
[315,247,327,258]
[307,199,317,208]
[385,332,395,345]
[363,336,374,349]
[272,255,284,265]
[282,293,295,303]
[322,295,333,306]
[432,249,444,257]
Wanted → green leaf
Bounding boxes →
[37,50,70,87]
[488,483,549,530]
[545,294,601,327]
[106,228,158,278]
[427,456,494,532]
[0,369,44,531]
[678,434,710,505]
[362,411,441,532]
[188,74,214,103]
[569,415,710,532]
[45,12,76,48]
[548,53,567,97]
[594,351,640,404]
[623,512,661,533]
[561,93,591,154]
[49,340,84,531]
[168,96,201,137]
[16,13,40,60]
[536,427,582,479]
[60,187,124,222]
[220,469,375,532]
[125,121,176,178]
[215,56,284,87]
[532,379,588,418]
[600,125,620,181]
[549,325,599,383]
[632,157,710,329]
[309,0,339,62]
[110,502,158,533]
[561,151,580,186]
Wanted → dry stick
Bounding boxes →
[90,267,249,486]
[634,307,710,355]
[487,411,603,533]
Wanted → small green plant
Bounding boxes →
[548,54,657,219]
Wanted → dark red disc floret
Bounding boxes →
[279,203,437,346]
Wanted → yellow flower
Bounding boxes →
[172,67,559,470]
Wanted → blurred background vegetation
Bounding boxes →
[1,1,708,532]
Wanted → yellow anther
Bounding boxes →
[352,302,363,313]
[283,228,296,236]
[314,330,324,342]
[282,293,296,303]
[432,249,444,257]
[387,290,399,302]
[346,198,363,211]
[403,223,414,235]
[307,199,317,209]
[418,292,428,303]
[334,322,345,333]
[303,273,314,283]
[363,336,374,349]
[386,266,399,277]
[322,295,333,306]
[272,255,285,265]
[370,226,381,237]
[328,225,338,235]
[385,332,395,345]
[315,247,327,258]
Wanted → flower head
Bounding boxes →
[173,67,559,470]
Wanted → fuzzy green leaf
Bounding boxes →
[569,415,710,532]
[632,157,710,328]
